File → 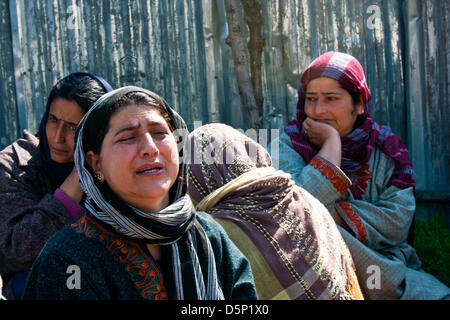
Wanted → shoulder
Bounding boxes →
[270,130,295,150]
[194,211,251,266]
[195,211,227,240]
[0,130,41,170]
[270,131,308,173]
[195,213,258,300]
[35,220,106,265]
[195,211,241,257]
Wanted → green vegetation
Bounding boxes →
[414,214,450,287]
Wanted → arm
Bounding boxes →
[273,131,351,211]
[332,147,415,249]
[54,168,85,221]
[302,117,342,167]
[334,185,415,250]
[23,251,100,300]
[58,167,84,205]
[0,160,74,275]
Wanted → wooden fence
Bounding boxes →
[0,0,448,197]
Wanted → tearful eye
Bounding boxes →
[152,130,169,138]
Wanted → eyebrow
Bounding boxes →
[48,113,79,127]
[305,91,343,95]
[113,124,140,137]
[113,120,168,137]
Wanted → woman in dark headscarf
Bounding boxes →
[23,87,257,300]
[274,51,449,299]
[188,123,363,300]
[0,72,112,299]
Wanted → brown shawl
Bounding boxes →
[187,123,363,300]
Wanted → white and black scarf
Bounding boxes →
[74,86,223,300]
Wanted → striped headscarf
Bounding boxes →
[74,86,223,300]
[285,52,415,199]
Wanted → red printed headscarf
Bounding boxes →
[285,52,415,199]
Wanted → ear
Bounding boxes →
[85,151,101,173]
[356,97,365,115]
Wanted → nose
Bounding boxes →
[314,98,327,115]
[139,133,159,158]
[54,123,66,143]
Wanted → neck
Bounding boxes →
[134,194,170,213]
[146,244,161,261]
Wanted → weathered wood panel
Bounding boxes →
[0,0,18,148]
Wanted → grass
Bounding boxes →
[413,214,450,287]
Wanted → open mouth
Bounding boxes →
[137,167,162,174]
[136,164,164,175]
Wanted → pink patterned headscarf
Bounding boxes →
[285,52,415,199]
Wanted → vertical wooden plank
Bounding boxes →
[157,0,172,104]
[202,0,219,126]
[83,0,95,73]
[185,0,200,123]
[0,0,18,148]
[422,0,448,191]
[307,0,319,58]
[149,0,164,96]
[406,13,428,191]
[139,0,154,90]
[8,0,28,134]
[193,0,209,124]
[26,0,45,130]
[65,0,78,71]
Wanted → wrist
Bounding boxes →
[54,188,85,220]
[60,176,83,203]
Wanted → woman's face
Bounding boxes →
[304,77,364,136]
[46,98,85,163]
[87,104,179,212]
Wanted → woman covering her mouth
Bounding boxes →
[273,51,449,299]
[23,86,257,300]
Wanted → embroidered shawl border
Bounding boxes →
[71,216,168,300]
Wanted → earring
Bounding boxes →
[94,172,104,183]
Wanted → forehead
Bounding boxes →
[48,98,84,120]
[109,104,167,126]
[306,77,344,91]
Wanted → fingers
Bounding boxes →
[302,117,312,133]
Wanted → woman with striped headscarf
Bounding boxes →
[273,51,449,299]
[23,86,256,300]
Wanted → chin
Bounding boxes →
[140,187,172,202]
[51,156,71,164]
